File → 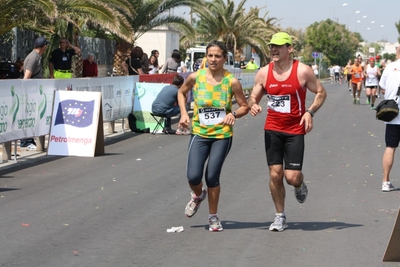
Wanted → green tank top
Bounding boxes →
[191,69,234,139]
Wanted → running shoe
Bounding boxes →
[162,128,176,134]
[269,214,288,232]
[209,215,223,232]
[295,182,308,203]
[185,189,207,217]
[382,182,395,192]
[353,98,356,104]
[366,98,370,104]
[356,98,360,105]
[371,106,375,110]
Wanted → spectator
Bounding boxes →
[151,75,184,134]
[49,37,81,79]
[10,60,24,79]
[141,53,150,74]
[82,53,98,77]
[245,58,259,70]
[161,50,181,74]
[379,46,400,192]
[177,59,187,73]
[21,36,49,149]
[148,55,159,74]
[152,49,162,69]
[122,46,144,75]
[312,63,318,78]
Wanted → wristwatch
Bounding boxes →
[232,111,237,118]
[306,109,315,117]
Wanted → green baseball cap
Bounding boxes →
[268,32,292,46]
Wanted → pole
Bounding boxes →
[11,27,18,62]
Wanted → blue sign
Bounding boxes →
[312,52,319,58]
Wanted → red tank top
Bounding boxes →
[264,60,307,134]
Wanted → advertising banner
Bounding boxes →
[133,82,166,132]
[47,90,103,157]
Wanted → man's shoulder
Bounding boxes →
[25,50,37,60]
[161,84,176,91]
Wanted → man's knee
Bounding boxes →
[285,170,303,186]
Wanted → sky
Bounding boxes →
[177,0,399,43]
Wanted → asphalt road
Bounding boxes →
[1,81,399,267]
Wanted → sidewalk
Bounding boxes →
[0,119,130,170]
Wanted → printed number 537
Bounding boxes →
[204,112,220,119]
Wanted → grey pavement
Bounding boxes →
[0,81,400,267]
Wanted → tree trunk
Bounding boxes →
[113,40,133,76]
[73,32,82,78]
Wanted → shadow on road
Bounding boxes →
[190,220,363,231]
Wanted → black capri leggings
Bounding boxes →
[186,135,232,188]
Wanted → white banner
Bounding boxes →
[47,91,102,157]
[0,79,55,143]
[0,76,138,143]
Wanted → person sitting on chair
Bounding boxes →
[151,74,184,134]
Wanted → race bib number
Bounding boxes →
[199,107,226,125]
[354,73,360,78]
[267,95,291,113]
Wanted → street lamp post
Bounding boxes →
[331,3,348,23]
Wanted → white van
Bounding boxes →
[185,46,234,72]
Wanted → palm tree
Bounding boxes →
[0,0,57,35]
[24,0,135,76]
[112,0,197,75]
[281,27,305,57]
[396,20,400,43]
[191,0,278,65]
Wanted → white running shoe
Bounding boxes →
[269,214,288,232]
[382,182,395,192]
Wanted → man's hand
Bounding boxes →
[250,104,262,116]
[300,112,313,133]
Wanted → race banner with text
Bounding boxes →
[0,79,55,143]
[0,76,138,143]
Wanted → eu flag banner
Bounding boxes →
[48,90,103,157]
[55,99,94,128]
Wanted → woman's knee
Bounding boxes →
[206,178,220,188]
[187,172,203,186]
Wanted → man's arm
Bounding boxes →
[66,40,81,54]
[299,63,327,133]
[49,61,55,78]
[121,61,129,75]
[301,63,327,113]
[23,70,32,79]
[248,66,268,116]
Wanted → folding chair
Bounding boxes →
[150,113,169,135]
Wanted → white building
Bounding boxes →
[356,41,399,58]
[135,26,180,67]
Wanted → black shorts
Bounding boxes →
[347,74,352,81]
[365,85,377,89]
[264,130,304,170]
[385,124,400,148]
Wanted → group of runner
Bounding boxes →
[344,55,386,109]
